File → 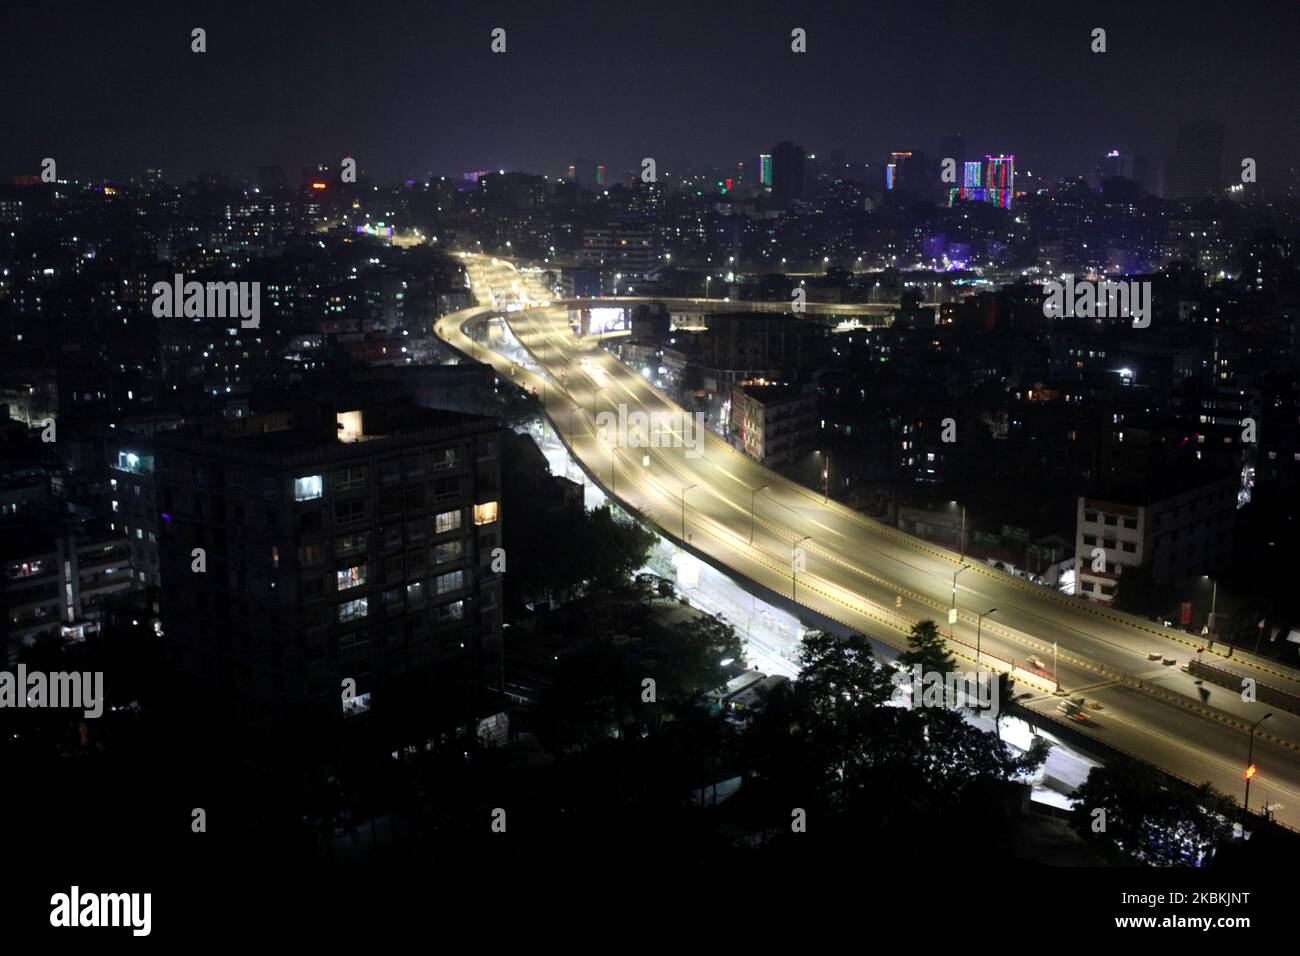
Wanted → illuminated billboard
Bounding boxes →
[582,307,628,335]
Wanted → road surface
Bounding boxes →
[435,253,1300,830]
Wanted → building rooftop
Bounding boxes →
[734,383,809,404]
[148,401,497,468]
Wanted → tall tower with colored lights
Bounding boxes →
[985,155,1014,208]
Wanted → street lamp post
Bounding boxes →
[976,608,997,668]
[1244,712,1273,820]
[949,564,969,640]
[793,535,811,603]
[1208,576,1218,636]
[749,484,770,546]
[682,483,697,541]
[949,501,967,562]
[822,451,830,503]
[598,427,616,494]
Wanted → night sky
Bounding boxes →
[3,0,1298,184]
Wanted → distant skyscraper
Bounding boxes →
[1173,120,1225,197]
[985,155,1015,208]
[1103,149,1124,179]
[571,158,600,187]
[759,153,773,188]
[886,151,913,191]
[769,141,806,202]
[947,155,1015,208]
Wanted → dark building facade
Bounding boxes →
[769,141,807,204]
[150,400,504,730]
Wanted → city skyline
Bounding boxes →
[3,0,1296,935]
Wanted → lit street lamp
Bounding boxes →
[1244,712,1273,820]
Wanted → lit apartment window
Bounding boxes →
[435,510,462,534]
[474,501,499,526]
[337,563,367,590]
[436,600,465,622]
[338,597,369,622]
[337,410,363,443]
[435,570,464,595]
[295,475,323,501]
[434,540,463,565]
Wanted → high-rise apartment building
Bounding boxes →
[769,141,806,203]
[149,398,504,730]
[948,155,1015,208]
[2,518,135,662]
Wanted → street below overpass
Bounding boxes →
[436,254,1300,831]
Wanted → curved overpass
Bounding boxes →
[435,254,1300,829]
